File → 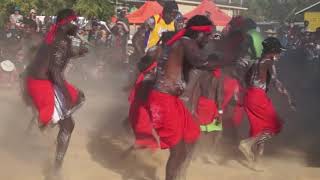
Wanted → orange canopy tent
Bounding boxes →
[184,0,231,26]
[126,0,163,24]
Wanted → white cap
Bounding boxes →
[30,9,36,14]
[0,60,16,72]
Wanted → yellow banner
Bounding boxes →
[304,12,320,32]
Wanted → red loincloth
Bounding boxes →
[222,76,239,109]
[26,78,78,125]
[147,90,200,149]
[194,68,220,126]
[129,100,158,149]
[222,76,244,126]
[195,96,218,125]
[128,61,158,149]
[211,70,239,110]
[210,71,244,127]
[244,87,282,137]
[232,103,244,126]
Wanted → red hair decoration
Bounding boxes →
[166,25,213,46]
[128,61,158,104]
[44,14,77,45]
[212,68,222,78]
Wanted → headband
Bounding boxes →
[44,14,77,45]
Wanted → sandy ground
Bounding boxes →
[0,51,319,180]
[0,84,319,180]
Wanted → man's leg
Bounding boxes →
[165,141,188,180]
[239,132,272,169]
[253,132,272,159]
[212,131,223,152]
[179,142,196,180]
[54,117,75,171]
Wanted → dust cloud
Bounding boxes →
[0,41,319,180]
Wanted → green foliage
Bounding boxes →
[74,0,114,21]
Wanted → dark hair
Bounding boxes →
[163,1,179,14]
[184,15,213,39]
[262,37,284,54]
[56,9,76,23]
[229,16,245,30]
[244,18,257,31]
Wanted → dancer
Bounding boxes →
[239,37,295,170]
[147,15,229,180]
[25,9,87,177]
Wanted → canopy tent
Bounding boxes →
[184,0,231,26]
[126,0,163,24]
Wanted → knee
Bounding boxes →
[68,118,75,132]
[61,117,75,133]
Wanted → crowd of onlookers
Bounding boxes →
[1,7,130,48]
[0,6,319,88]
[0,7,131,88]
[276,21,320,61]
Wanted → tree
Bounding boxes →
[37,0,73,15]
[74,0,115,21]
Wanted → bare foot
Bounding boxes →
[239,139,255,162]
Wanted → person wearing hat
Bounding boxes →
[27,9,41,32]
[239,37,295,170]
[9,6,23,30]
[29,9,37,20]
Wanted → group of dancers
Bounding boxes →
[22,2,295,180]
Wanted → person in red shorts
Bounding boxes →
[128,54,159,150]
[147,15,230,180]
[193,66,244,163]
[128,32,178,150]
[190,68,223,163]
[24,9,87,178]
[219,67,244,162]
[239,37,295,170]
[195,68,223,133]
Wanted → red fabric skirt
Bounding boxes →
[26,78,78,125]
[147,90,200,149]
[222,76,239,109]
[128,62,158,149]
[129,99,158,149]
[195,96,218,125]
[223,76,244,126]
[244,87,282,137]
[232,103,244,126]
